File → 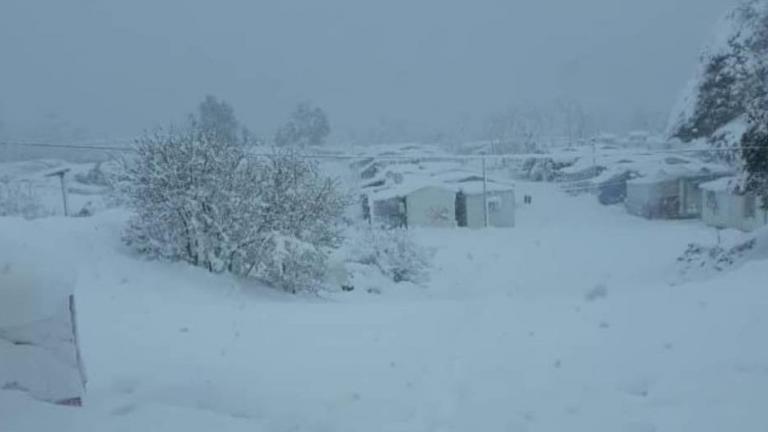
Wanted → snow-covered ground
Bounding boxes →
[2,173,768,431]
[0,159,111,218]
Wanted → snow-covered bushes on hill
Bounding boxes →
[0,177,50,219]
[348,226,431,284]
[117,123,346,293]
[677,227,768,278]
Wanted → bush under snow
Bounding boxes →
[347,226,431,284]
[677,226,768,279]
[117,124,346,293]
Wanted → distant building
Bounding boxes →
[596,133,619,147]
[454,181,515,228]
[363,173,515,229]
[700,177,768,232]
[366,184,457,228]
[625,169,729,219]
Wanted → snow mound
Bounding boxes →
[676,226,768,280]
[0,236,76,326]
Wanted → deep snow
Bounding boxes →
[2,180,768,431]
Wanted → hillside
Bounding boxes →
[669,0,768,150]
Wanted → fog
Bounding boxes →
[0,0,737,142]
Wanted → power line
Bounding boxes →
[1,140,767,162]
[0,141,134,152]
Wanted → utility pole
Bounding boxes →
[45,168,71,216]
[482,153,489,228]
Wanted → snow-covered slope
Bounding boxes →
[1,183,768,431]
[669,0,768,145]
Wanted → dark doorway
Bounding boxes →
[455,191,467,227]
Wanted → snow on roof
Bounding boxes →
[627,165,728,185]
[551,144,734,186]
[700,176,736,192]
[367,168,514,200]
[452,180,515,195]
[367,175,453,200]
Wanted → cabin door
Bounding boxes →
[455,191,468,227]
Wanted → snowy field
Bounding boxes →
[2,170,768,431]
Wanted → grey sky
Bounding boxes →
[0,0,738,141]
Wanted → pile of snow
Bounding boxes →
[0,236,76,326]
[700,176,737,193]
[677,226,768,280]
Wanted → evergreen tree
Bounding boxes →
[118,101,346,292]
[670,0,768,155]
[741,97,768,209]
[196,95,242,145]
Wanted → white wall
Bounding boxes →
[464,190,515,229]
[626,179,679,219]
[405,187,456,228]
[702,190,768,232]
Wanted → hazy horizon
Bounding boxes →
[0,0,738,143]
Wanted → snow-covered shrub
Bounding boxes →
[74,162,110,187]
[259,236,328,294]
[0,177,51,219]
[677,227,768,278]
[117,121,346,293]
[249,150,348,292]
[349,226,431,284]
[73,201,95,218]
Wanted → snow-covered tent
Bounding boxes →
[0,238,86,406]
[625,166,730,220]
[453,180,515,228]
[701,177,768,232]
[367,183,457,228]
[364,172,516,229]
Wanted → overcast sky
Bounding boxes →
[0,0,738,141]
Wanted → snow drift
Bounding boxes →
[0,235,76,327]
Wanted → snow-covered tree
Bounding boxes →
[740,97,768,209]
[555,98,591,146]
[118,117,346,292]
[197,95,252,146]
[669,0,768,200]
[483,107,544,154]
[669,0,768,156]
[348,227,431,284]
[275,102,331,147]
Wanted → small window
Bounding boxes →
[745,195,757,218]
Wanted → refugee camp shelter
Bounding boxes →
[625,168,728,219]
[366,183,457,228]
[701,177,768,232]
[364,171,516,229]
[453,180,515,228]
